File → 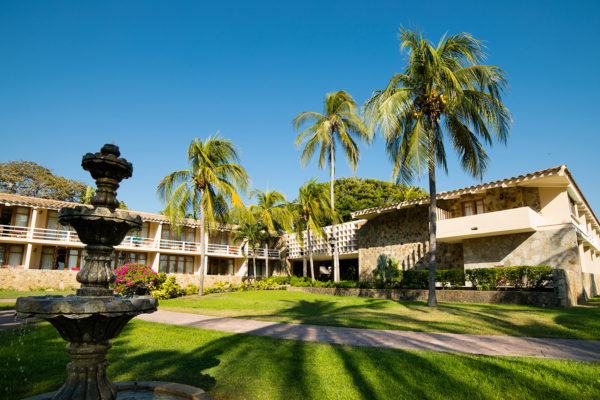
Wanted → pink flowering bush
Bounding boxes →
[111,263,165,296]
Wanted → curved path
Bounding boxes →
[3,306,600,362]
[137,310,600,362]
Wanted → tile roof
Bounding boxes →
[0,192,213,228]
[351,165,567,218]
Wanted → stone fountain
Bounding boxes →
[15,145,209,400]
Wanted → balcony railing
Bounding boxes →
[0,224,29,239]
[0,224,281,258]
[31,227,81,243]
[207,243,242,256]
[572,219,600,251]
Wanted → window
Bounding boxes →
[158,254,193,274]
[0,244,24,267]
[39,246,84,270]
[7,245,24,266]
[208,257,234,275]
[462,199,484,216]
[114,251,147,267]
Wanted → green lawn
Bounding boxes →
[0,320,598,400]
[159,290,600,340]
[0,289,75,299]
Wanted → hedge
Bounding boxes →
[271,265,552,291]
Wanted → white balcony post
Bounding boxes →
[155,223,163,249]
[27,208,38,239]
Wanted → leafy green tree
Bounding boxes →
[293,91,372,282]
[287,179,334,280]
[0,160,86,202]
[157,134,249,295]
[232,221,267,279]
[316,177,427,222]
[249,189,292,277]
[364,28,511,306]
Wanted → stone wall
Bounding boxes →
[288,286,557,307]
[462,226,581,306]
[440,187,541,217]
[357,207,463,280]
[0,268,79,290]
[0,268,256,291]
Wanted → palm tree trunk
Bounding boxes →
[198,189,206,296]
[308,227,315,280]
[427,122,438,307]
[330,138,340,282]
[253,251,257,279]
[302,237,307,277]
[265,242,269,277]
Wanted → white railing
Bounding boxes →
[159,238,199,252]
[250,248,281,258]
[573,219,600,251]
[117,236,155,250]
[0,223,282,259]
[207,243,242,256]
[436,207,452,221]
[31,227,81,243]
[0,224,29,238]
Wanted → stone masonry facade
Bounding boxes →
[357,207,463,280]
[439,187,541,217]
[0,268,254,291]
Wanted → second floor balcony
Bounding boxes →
[437,206,545,242]
[0,224,281,259]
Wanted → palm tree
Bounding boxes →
[293,91,372,282]
[157,134,249,295]
[232,221,267,279]
[288,179,333,280]
[249,189,292,277]
[364,28,511,307]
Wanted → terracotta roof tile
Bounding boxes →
[351,165,567,218]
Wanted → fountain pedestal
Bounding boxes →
[15,144,159,400]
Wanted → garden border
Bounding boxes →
[287,286,558,307]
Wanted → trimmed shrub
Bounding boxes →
[436,269,465,289]
[402,270,429,289]
[185,284,199,295]
[112,263,162,296]
[150,276,184,299]
[466,265,553,290]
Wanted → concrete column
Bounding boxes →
[151,252,160,273]
[27,207,38,239]
[154,223,163,248]
[23,243,34,269]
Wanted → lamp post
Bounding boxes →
[328,235,337,280]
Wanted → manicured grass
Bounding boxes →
[0,320,598,400]
[159,290,600,340]
[0,289,75,299]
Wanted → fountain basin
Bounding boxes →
[23,381,214,400]
[16,295,157,319]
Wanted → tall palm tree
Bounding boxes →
[293,91,372,282]
[157,134,249,295]
[288,179,333,280]
[232,221,267,279]
[364,28,511,307]
[249,189,292,277]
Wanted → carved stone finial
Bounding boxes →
[82,144,132,209]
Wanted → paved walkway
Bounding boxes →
[3,304,600,362]
[137,310,600,362]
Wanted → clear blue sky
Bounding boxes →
[1,0,599,214]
